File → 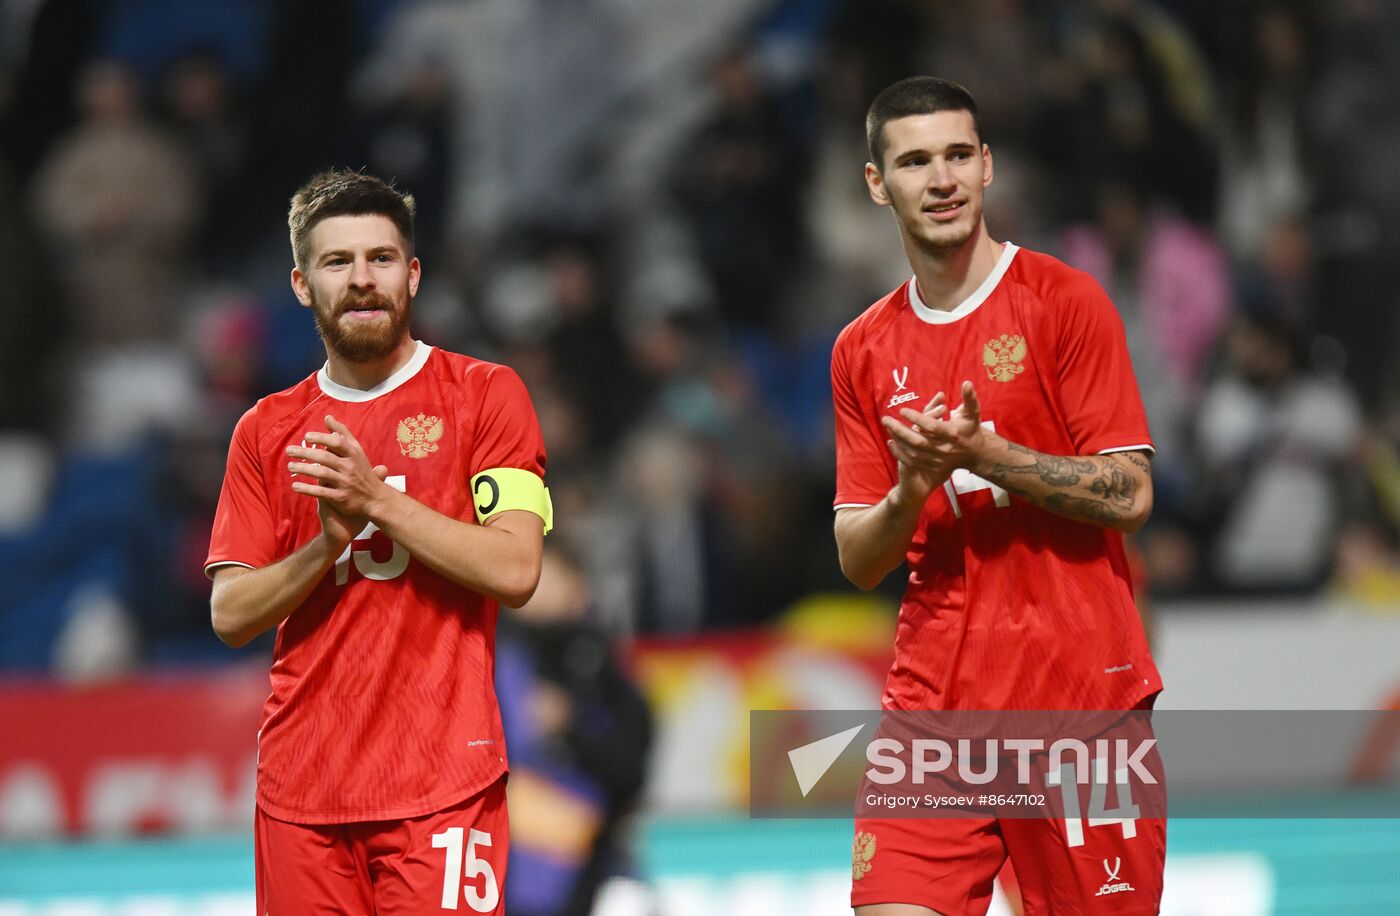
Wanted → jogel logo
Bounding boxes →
[852,831,877,881]
[398,413,444,458]
[1095,856,1135,897]
[983,334,1027,382]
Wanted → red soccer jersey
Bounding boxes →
[831,244,1162,711]
[205,342,546,823]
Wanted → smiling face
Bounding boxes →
[865,110,993,255]
[291,214,420,363]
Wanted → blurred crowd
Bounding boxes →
[1,0,1399,677]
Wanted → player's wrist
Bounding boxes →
[316,528,353,558]
[889,475,934,512]
[964,428,999,477]
[363,480,403,529]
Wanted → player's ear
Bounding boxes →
[982,142,994,189]
[407,256,421,298]
[866,161,891,207]
[291,267,313,308]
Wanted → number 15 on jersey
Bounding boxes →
[335,474,408,584]
[943,421,1009,517]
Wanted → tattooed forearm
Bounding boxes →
[989,441,1098,487]
[1043,492,1127,524]
[1087,460,1137,512]
[975,445,1152,531]
[1120,452,1152,475]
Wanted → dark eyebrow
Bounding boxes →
[893,142,978,164]
[317,245,401,264]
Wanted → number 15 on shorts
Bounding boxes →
[433,827,499,911]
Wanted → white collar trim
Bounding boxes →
[908,242,1019,325]
[316,340,432,402]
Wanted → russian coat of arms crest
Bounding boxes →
[397,413,444,458]
[983,334,1028,382]
[852,831,877,881]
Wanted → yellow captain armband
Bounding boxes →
[470,467,553,533]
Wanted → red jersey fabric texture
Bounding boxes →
[831,244,1162,711]
[206,341,546,823]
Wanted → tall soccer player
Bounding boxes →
[832,78,1164,914]
[205,170,551,914]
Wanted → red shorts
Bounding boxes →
[255,777,509,915]
[850,813,1165,915]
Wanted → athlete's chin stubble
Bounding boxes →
[898,204,976,254]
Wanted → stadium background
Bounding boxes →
[1,0,1399,912]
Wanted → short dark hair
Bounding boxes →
[288,169,416,271]
[866,77,982,170]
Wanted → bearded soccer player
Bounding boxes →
[832,78,1164,914]
[206,170,550,914]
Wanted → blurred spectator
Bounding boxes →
[159,47,254,273]
[1091,0,1217,138]
[240,0,354,245]
[32,59,201,348]
[352,57,453,266]
[355,0,629,248]
[1306,0,1400,409]
[805,48,911,302]
[1217,2,1314,261]
[614,424,740,634]
[1195,304,1363,591]
[30,59,203,451]
[538,240,637,451]
[1040,6,1218,222]
[1060,179,1230,495]
[671,47,811,333]
[496,546,652,916]
[475,237,637,457]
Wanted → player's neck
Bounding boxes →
[324,336,419,391]
[906,226,1003,313]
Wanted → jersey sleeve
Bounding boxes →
[469,366,549,527]
[205,406,277,577]
[832,331,894,509]
[1053,273,1154,456]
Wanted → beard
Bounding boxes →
[311,287,411,363]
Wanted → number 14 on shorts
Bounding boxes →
[1047,763,1140,848]
[432,827,499,911]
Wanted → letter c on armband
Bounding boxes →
[469,467,553,533]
